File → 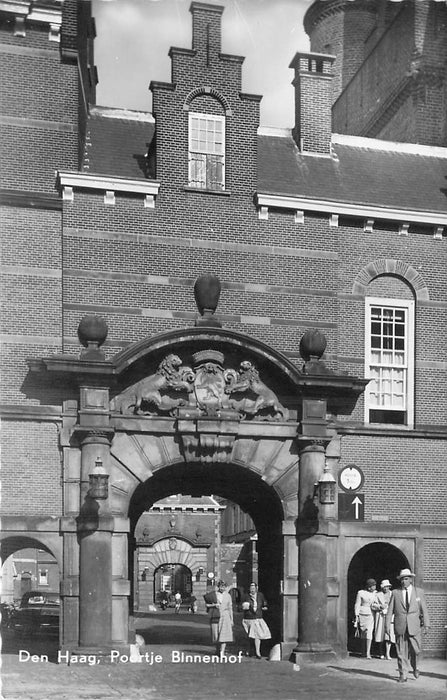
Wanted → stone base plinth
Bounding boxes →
[291,644,337,665]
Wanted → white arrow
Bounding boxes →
[352,496,362,519]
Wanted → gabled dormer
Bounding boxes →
[149,2,262,196]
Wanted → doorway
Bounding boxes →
[154,563,192,606]
[347,542,409,654]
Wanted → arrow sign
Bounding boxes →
[338,493,365,521]
[352,496,362,519]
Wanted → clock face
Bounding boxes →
[339,465,363,492]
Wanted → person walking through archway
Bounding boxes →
[354,578,380,658]
[204,580,233,659]
[374,579,395,660]
[385,568,430,683]
[241,582,271,659]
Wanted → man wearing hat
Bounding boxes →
[385,568,430,683]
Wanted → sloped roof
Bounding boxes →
[257,132,447,216]
[80,107,447,217]
[82,106,155,179]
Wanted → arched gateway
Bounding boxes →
[26,304,367,661]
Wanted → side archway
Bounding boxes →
[347,542,409,654]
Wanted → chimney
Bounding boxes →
[289,52,335,154]
[190,2,224,65]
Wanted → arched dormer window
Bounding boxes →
[188,111,225,191]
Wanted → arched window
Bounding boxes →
[188,111,225,190]
[364,296,414,427]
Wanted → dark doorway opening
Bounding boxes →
[347,542,409,655]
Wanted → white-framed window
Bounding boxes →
[364,297,414,426]
[188,112,225,190]
[39,569,48,586]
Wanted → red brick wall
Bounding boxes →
[340,434,447,524]
[1,421,62,515]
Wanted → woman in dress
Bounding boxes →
[354,578,380,659]
[241,582,272,659]
[374,579,395,659]
[205,580,234,658]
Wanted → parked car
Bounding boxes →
[11,591,60,637]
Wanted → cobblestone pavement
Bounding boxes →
[1,611,446,700]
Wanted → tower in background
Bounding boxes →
[304,0,447,146]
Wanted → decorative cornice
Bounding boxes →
[56,171,160,207]
[0,404,62,420]
[255,192,447,227]
[0,0,63,41]
[190,2,224,16]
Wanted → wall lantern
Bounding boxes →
[314,462,336,505]
[196,566,204,581]
[88,456,109,499]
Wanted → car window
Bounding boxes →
[22,593,60,606]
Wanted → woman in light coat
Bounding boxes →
[374,579,395,659]
[205,580,233,658]
[354,578,380,658]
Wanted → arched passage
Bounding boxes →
[1,535,60,602]
[1,535,61,657]
[153,563,192,604]
[128,462,284,644]
[347,542,409,654]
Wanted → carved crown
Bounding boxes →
[192,350,224,366]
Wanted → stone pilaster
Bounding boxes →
[294,397,336,662]
[74,386,116,655]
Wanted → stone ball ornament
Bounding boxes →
[299,329,327,361]
[78,314,108,348]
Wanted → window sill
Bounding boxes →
[183,186,231,196]
[366,423,413,430]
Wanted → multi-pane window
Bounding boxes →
[188,112,225,190]
[365,298,414,426]
[39,569,48,586]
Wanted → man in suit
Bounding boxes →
[385,567,430,683]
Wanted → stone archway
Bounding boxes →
[126,461,286,642]
[32,319,366,658]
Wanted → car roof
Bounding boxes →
[21,591,60,604]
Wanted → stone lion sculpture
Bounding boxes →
[119,354,193,414]
[225,360,289,421]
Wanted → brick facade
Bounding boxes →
[1,0,446,658]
